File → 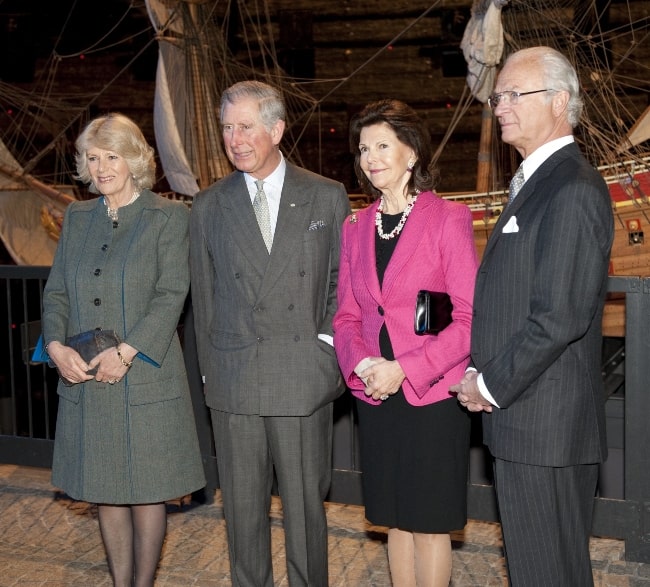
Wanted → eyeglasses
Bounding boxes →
[487,89,555,109]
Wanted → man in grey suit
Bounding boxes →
[451,47,614,586]
[189,80,350,586]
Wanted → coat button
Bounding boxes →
[101,244,108,251]
[257,336,264,343]
[294,335,300,342]
[378,306,384,315]
[93,298,101,306]
[299,270,306,277]
[288,304,294,311]
[94,269,101,276]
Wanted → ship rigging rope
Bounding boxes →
[1,0,648,184]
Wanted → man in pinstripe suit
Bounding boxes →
[451,47,613,586]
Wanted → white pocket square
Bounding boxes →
[502,215,519,233]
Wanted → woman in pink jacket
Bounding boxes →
[333,99,478,586]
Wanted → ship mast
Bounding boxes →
[184,0,212,190]
[475,104,494,193]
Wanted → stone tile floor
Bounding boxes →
[0,464,648,586]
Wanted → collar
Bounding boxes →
[522,135,574,181]
[245,151,287,198]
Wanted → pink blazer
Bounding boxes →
[333,191,478,406]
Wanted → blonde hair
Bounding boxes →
[75,113,156,193]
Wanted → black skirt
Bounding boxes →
[359,210,471,533]
[356,390,471,533]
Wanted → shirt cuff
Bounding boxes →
[477,373,500,408]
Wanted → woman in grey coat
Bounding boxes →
[43,113,205,587]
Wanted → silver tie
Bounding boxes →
[253,179,273,253]
[508,164,525,204]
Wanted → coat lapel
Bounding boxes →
[380,192,433,300]
[356,201,383,305]
[221,173,271,276]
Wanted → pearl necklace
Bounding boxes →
[106,190,140,221]
[375,193,418,240]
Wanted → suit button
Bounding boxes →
[93,298,101,306]
[288,304,294,311]
[101,244,108,251]
[234,273,241,279]
[257,337,264,343]
[299,270,306,277]
[294,335,300,342]
[378,306,384,316]
[94,269,101,276]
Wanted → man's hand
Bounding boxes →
[449,371,493,413]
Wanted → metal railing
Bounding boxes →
[0,266,56,465]
[1,266,649,562]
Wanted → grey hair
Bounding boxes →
[220,81,286,130]
[509,47,583,127]
[74,113,156,193]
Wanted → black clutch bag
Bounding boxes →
[57,328,121,386]
[414,291,453,336]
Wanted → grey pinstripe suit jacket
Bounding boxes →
[189,163,350,417]
[471,143,614,467]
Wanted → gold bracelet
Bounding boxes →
[116,346,133,368]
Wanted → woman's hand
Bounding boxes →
[46,341,94,385]
[360,357,406,402]
[89,343,137,385]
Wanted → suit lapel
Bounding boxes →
[221,173,270,276]
[257,164,312,298]
[482,144,578,260]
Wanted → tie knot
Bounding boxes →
[255,179,264,193]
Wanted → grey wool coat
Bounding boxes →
[42,190,205,504]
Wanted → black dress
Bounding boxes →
[355,212,470,533]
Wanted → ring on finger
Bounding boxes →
[380,394,389,401]
[108,380,116,385]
